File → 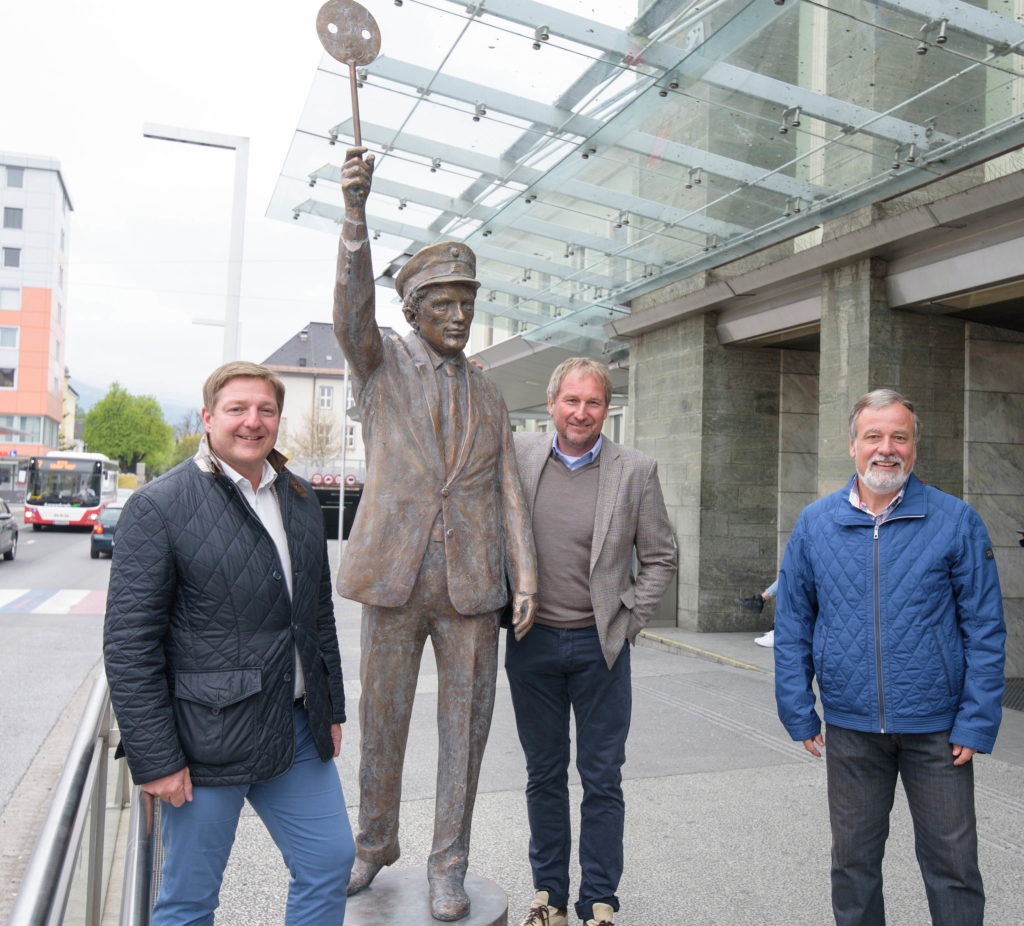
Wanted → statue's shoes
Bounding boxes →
[429,876,471,921]
[346,858,383,896]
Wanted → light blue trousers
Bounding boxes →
[152,705,354,926]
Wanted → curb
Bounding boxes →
[636,629,771,674]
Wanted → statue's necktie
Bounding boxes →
[443,361,464,471]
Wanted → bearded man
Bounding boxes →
[774,389,1006,926]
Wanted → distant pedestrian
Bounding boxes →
[104,361,354,925]
[775,388,1005,926]
[507,358,677,926]
[736,578,778,646]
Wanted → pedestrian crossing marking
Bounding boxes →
[0,588,108,614]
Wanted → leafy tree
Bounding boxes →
[166,432,202,469]
[82,383,174,474]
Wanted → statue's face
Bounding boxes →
[407,282,476,356]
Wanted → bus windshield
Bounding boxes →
[27,466,102,507]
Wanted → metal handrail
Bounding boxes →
[118,788,154,926]
[7,676,114,926]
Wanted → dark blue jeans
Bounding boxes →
[825,724,984,926]
[505,623,631,922]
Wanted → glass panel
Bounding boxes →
[270,0,1024,359]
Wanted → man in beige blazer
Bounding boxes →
[333,147,537,922]
[507,358,676,926]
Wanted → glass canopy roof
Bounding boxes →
[268,0,1024,361]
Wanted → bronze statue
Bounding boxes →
[332,147,538,922]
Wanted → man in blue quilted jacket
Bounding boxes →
[104,361,354,925]
[775,388,1005,926]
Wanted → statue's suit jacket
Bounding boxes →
[334,229,536,614]
[513,431,677,668]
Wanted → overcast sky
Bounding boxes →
[2,0,410,413]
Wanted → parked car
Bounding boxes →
[0,499,18,561]
[90,503,124,559]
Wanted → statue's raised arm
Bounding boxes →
[333,147,382,381]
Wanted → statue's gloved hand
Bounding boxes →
[511,592,538,641]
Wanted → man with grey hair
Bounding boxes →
[775,388,1006,925]
[507,357,676,926]
[333,147,537,921]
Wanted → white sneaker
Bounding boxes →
[754,629,774,647]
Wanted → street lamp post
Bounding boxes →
[142,123,249,362]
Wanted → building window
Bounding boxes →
[319,385,334,410]
[0,368,15,389]
[0,326,18,348]
[0,289,18,310]
[2,248,20,269]
[607,412,622,443]
[345,424,355,451]
[60,229,65,252]
[54,338,60,359]
[5,167,24,188]
[3,208,22,230]
[56,301,62,323]
[58,266,63,289]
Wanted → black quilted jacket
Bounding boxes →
[103,449,346,787]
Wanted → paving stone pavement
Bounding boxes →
[6,537,1019,924]
[216,592,1024,926]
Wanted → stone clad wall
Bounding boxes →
[818,258,965,496]
[631,316,705,631]
[631,313,780,632]
[777,351,819,563]
[964,323,1024,677]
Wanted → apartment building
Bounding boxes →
[0,153,72,461]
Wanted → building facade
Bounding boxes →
[262,321,367,483]
[0,153,72,460]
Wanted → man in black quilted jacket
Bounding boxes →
[103,361,354,926]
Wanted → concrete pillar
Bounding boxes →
[964,323,1024,678]
[631,317,703,630]
[818,258,965,495]
[778,350,819,561]
[632,314,780,631]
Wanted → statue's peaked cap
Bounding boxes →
[395,241,481,301]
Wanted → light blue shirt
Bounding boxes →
[551,434,603,470]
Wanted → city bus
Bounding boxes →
[24,452,120,529]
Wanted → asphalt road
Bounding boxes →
[0,525,109,812]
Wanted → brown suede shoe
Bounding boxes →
[429,876,471,921]
[518,890,568,926]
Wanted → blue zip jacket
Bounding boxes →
[775,473,1005,753]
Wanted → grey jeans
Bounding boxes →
[825,724,984,926]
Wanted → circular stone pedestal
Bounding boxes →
[344,867,508,926]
